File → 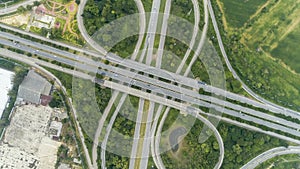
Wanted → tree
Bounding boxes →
[33,1,41,6]
[232,144,242,155]
[17,6,26,13]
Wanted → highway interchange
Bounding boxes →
[0,0,300,168]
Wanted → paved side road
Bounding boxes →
[0,0,38,15]
[241,146,300,169]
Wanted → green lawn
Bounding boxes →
[218,0,268,28]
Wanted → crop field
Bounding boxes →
[271,25,300,73]
[218,0,268,28]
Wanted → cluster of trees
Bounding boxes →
[161,118,219,169]
[83,0,137,35]
[105,151,129,169]
[161,118,289,169]
[83,0,138,58]
[172,0,194,23]
[98,96,140,168]
[219,122,289,168]
[49,90,64,108]
[17,1,41,13]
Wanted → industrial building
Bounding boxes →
[16,70,52,105]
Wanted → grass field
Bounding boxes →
[242,0,300,50]
[218,0,268,28]
[240,0,300,74]
[271,25,300,73]
[213,0,300,109]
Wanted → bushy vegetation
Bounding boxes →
[161,119,289,169]
[100,95,140,168]
[110,35,139,58]
[219,122,289,168]
[83,0,137,35]
[49,90,65,108]
[72,77,112,138]
[161,118,219,169]
[171,0,194,23]
[105,151,129,169]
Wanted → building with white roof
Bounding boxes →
[16,70,52,105]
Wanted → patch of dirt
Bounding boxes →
[0,12,30,26]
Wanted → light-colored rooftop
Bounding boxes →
[0,143,39,169]
[1,104,61,169]
[49,120,63,139]
[4,104,52,154]
[58,163,71,169]
[17,70,52,105]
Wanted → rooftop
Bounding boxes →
[17,70,52,105]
